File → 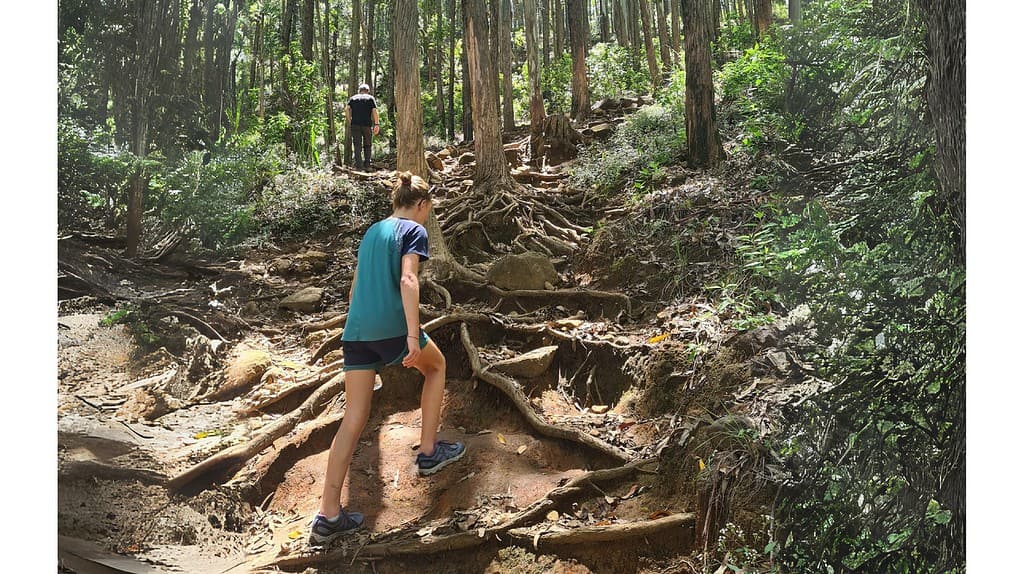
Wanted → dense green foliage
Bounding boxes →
[710,2,964,572]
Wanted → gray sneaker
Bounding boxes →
[416,441,466,476]
[308,509,364,545]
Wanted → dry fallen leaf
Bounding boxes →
[497,433,507,445]
[478,527,486,538]
[593,519,612,527]
[648,510,671,520]
[546,511,559,521]
[287,530,302,540]
[516,445,528,455]
[604,495,616,504]
[698,457,706,471]
[648,333,670,344]
[590,405,609,414]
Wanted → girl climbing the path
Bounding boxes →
[309,172,466,544]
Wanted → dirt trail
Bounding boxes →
[58,127,805,573]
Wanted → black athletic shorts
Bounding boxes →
[342,331,429,372]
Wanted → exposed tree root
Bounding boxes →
[59,459,168,486]
[256,458,659,570]
[302,313,347,333]
[237,411,346,496]
[167,373,347,493]
[507,512,695,549]
[459,323,631,463]
[482,284,632,316]
[309,329,344,365]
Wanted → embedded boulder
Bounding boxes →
[486,252,559,291]
[279,287,324,313]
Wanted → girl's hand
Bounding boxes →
[402,336,421,367]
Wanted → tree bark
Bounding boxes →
[394,0,429,177]
[345,0,362,166]
[461,2,474,142]
[364,0,376,86]
[301,0,315,61]
[612,0,627,47]
[752,0,771,38]
[542,0,551,65]
[670,0,680,68]
[463,0,513,187]
[638,0,661,91]
[436,0,448,135]
[566,0,589,122]
[553,0,564,60]
[787,0,800,23]
[499,0,516,130]
[683,0,724,168]
[448,0,458,139]
[322,0,338,162]
[655,0,672,73]
[525,0,546,153]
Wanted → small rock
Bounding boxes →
[279,287,324,313]
[590,405,609,414]
[492,345,559,378]
[426,152,444,171]
[437,148,452,159]
[458,152,476,165]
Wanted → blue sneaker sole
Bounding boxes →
[417,447,466,476]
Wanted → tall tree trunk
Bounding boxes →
[525,0,545,159]
[627,0,640,48]
[301,0,315,61]
[683,0,723,168]
[670,0,680,68]
[638,0,660,91]
[499,0,515,130]
[345,0,362,165]
[612,0,627,47]
[463,0,512,187]
[566,0,589,122]
[323,0,338,161]
[915,0,965,259]
[787,0,800,23]
[364,0,376,86]
[436,0,448,137]
[553,0,564,60]
[394,0,428,177]
[655,0,671,73]
[448,0,457,139]
[182,0,203,96]
[542,0,551,65]
[461,0,474,142]
[219,0,240,137]
[598,0,610,42]
[752,0,770,38]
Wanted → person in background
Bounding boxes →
[308,172,466,545]
[345,83,380,170]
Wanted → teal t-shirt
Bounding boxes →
[342,217,430,342]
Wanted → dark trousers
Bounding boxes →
[351,125,373,167]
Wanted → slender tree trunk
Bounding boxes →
[612,0,627,47]
[182,0,202,96]
[627,0,640,48]
[553,0,564,60]
[655,0,671,73]
[788,0,800,23]
[670,0,680,68]
[463,0,512,187]
[499,0,515,130]
[461,1,474,142]
[345,0,361,165]
[566,0,589,122]
[448,0,457,139]
[598,0,609,42]
[683,0,723,168]
[542,0,551,65]
[525,0,545,159]
[436,0,448,137]
[394,0,428,177]
[752,0,770,38]
[364,0,376,86]
[301,0,315,61]
[323,0,338,161]
[638,0,660,91]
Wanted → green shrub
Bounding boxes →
[586,43,650,100]
[716,40,792,149]
[58,119,135,231]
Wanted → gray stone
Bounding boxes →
[458,152,476,165]
[492,346,559,378]
[486,252,559,291]
[279,287,324,313]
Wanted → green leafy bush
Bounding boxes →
[540,53,573,114]
[586,43,650,101]
[717,40,792,149]
[569,104,685,194]
[58,119,136,230]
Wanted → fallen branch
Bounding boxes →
[303,313,348,333]
[460,323,631,463]
[507,512,695,549]
[167,372,347,493]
